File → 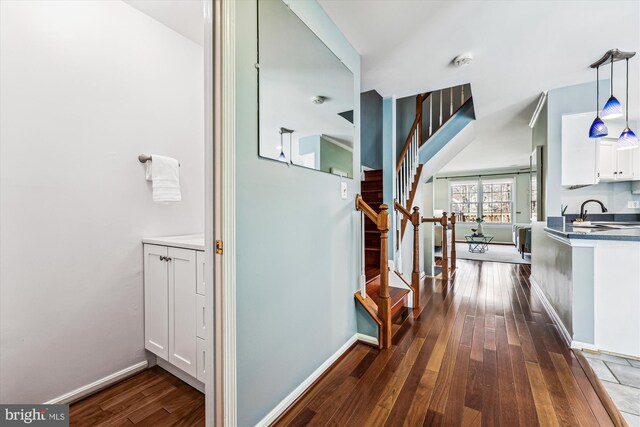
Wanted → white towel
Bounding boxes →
[145,155,181,202]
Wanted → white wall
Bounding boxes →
[0,1,204,403]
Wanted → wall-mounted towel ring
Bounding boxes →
[138,154,180,166]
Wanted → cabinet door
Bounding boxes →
[144,244,169,360]
[562,113,598,186]
[617,149,634,180]
[196,294,206,339]
[168,247,197,377]
[196,251,206,296]
[598,140,616,181]
[196,337,206,383]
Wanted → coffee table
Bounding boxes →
[465,235,494,253]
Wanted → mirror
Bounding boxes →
[530,146,544,221]
[258,0,354,178]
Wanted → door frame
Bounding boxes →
[206,0,237,425]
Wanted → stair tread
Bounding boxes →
[366,279,410,312]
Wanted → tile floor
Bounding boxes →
[582,351,640,427]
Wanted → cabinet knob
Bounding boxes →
[160,256,166,261]
[166,257,172,262]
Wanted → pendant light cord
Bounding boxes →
[626,58,630,125]
[596,66,599,111]
[611,57,614,95]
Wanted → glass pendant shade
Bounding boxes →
[601,95,624,119]
[278,150,286,161]
[589,116,608,138]
[617,128,639,150]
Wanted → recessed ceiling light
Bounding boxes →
[453,53,473,67]
[312,96,326,104]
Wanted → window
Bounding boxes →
[449,178,514,224]
[450,182,478,222]
[531,173,537,221]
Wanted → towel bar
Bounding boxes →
[138,154,180,166]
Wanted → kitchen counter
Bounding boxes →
[142,234,205,251]
[533,221,640,359]
[545,224,640,241]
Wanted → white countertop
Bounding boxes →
[142,234,205,251]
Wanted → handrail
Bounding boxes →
[394,201,411,219]
[355,194,378,224]
[422,212,449,282]
[395,92,430,174]
[355,194,392,348]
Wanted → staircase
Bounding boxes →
[354,83,473,349]
[361,169,383,281]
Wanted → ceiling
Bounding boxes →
[123,0,204,46]
[318,0,640,174]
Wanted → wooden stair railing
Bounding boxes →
[394,202,421,305]
[355,194,392,349]
[449,213,457,272]
[396,84,472,238]
[422,212,451,282]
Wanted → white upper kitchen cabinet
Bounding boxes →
[598,137,635,181]
[562,113,598,186]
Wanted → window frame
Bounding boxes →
[448,177,515,225]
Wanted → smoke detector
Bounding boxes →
[453,53,473,67]
[312,96,326,104]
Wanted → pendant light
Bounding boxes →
[601,57,624,119]
[617,58,638,150]
[278,128,286,161]
[589,65,608,138]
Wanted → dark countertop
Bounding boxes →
[545,224,640,241]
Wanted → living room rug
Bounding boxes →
[454,242,530,265]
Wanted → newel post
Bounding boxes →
[441,212,448,282]
[377,204,392,349]
[411,207,421,306]
[450,213,457,273]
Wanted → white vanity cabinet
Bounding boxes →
[143,235,206,383]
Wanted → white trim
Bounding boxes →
[44,361,148,405]
[356,333,379,346]
[529,91,548,129]
[221,0,237,425]
[529,275,572,347]
[571,341,599,352]
[157,358,205,393]
[545,231,571,246]
[203,0,216,426]
[255,334,358,427]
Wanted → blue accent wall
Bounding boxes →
[235,1,361,424]
[361,90,383,169]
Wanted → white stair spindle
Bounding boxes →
[439,90,443,126]
[450,87,453,116]
[429,95,433,136]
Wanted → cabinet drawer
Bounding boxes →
[196,337,206,383]
[197,294,206,340]
[196,251,206,296]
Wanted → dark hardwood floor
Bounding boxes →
[70,366,204,426]
[274,260,620,427]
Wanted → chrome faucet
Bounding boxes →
[580,199,608,220]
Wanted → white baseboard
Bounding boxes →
[44,360,148,404]
[256,334,358,427]
[529,275,572,347]
[156,358,205,393]
[356,333,379,347]
[571,340,598,352]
